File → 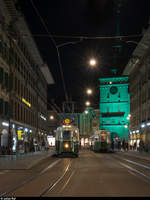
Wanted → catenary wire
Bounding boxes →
[30,0,69,104]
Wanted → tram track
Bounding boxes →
[0,157,74,197]
[39,158,73,196]
[111,153,150,184]
[0,158,61,197]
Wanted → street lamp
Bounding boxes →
[85,101,90,106]
[50,115,54,120]
[86,89,92,95]
[124,124,128,128]
[85,110,88,114]
[89,58,96,67]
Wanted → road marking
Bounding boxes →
[119,161,150,181]
[123,158,150,170]
[113,154,150,170]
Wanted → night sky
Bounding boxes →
[17,0,150,113]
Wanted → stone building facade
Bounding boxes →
[123,26,150,151]
[79,107,96,147]
[0,0,54,154]
[99,76,130,141]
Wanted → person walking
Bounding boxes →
[125,141,129,151]
[45,140,49,151]
[122,139,126,152]
[33,139,38,152]
[111,139,114,152]
[133,142,137,150]
[117,140,121,151]
[139,140,144,152]
[41,140,45,151]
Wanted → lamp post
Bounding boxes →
[86,88,92,95]
[89,58,97,67]
[85,101,90,106]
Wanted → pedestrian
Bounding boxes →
[45,140,49,151]
[133,142,137,150]
[33,139,38,152]
[139,140,144,152]
[111,140,114,152]
[122,139,126,151]
[117,140,121,151]
[41,140,45,151]
[125,141,129,151]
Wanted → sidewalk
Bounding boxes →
[117,149,150,161]
[0,149,56,170]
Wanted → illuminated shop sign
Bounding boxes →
[63,118,72,125]
[17,130,23,140]
[22,98,31,108]
[24,128,29,132]
[2,122,9,127]
[40,114,47,121]
[12,124,15,129]
[18,126,23,130]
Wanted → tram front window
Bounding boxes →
[63,130,71,140]
[101,134,106,142]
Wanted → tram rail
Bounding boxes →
[111,153,150,184]
[0,158,73,197]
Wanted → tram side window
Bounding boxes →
[63,131,70,140]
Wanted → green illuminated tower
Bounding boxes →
[99,76,130,140]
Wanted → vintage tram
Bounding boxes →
[90,130,111,152]
[55,119,79,157]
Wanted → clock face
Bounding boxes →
[110,86,118,94]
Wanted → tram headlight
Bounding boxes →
[64,143,69,148]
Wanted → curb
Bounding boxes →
[0,151,56,170]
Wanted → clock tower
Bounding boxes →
[99,76,130,140]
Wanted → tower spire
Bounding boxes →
[111,0,123,75]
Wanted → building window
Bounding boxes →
[5,72,9,89]
[0,67,4,84]
[4,101,8,116]
[0,98,4,114]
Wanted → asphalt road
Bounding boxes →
[0,149,150,197]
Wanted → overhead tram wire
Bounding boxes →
[20,33,143,40]
[30,0,69,105]
[27,1,142,115]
